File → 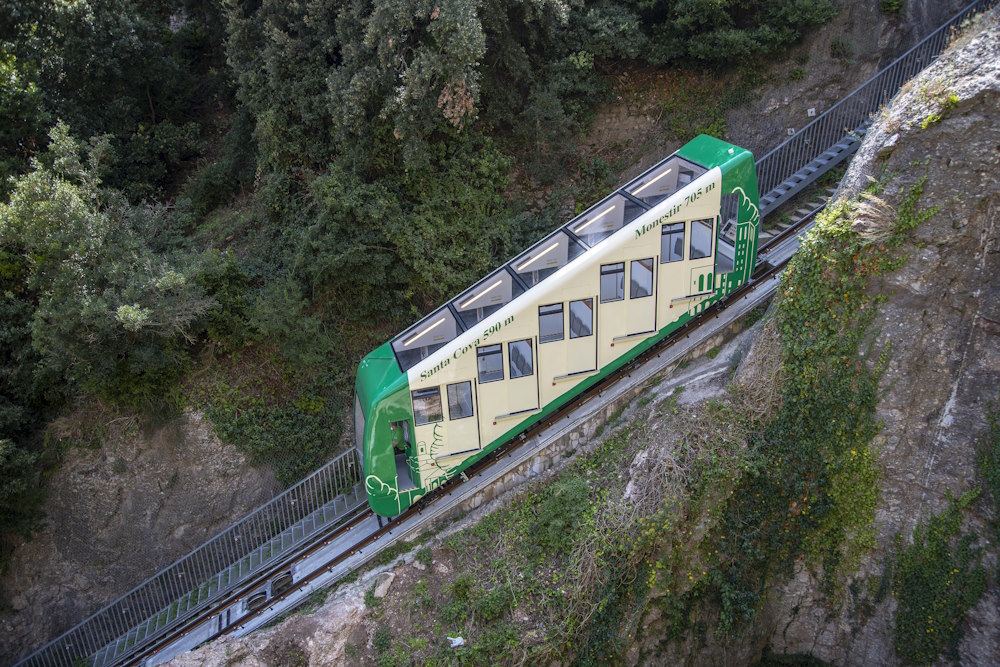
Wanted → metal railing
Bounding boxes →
[754,0,993,198]
[14,2,997,666]
[17,449,364,667]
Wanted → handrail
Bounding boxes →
[16,448,364,667]
[753,0,993,196]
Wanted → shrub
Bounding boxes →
[450,572,477,603]
[830,37,853,61]
[415,546,433,566]
[0,439,43,536]
[880,0,905,13]
[373,625,391,653]
[532,476,590,555]
[443,572,478,624]
[365,585,380,608]
[979,403,1000,544]
[475,586,511,622]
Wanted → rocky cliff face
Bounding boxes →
[764,9,1000,665]
[726,0,974,158]
[0,409,280,663]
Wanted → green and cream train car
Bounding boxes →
[355,135,760,517]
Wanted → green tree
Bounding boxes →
[299,132,515,319]
[0,123,215,406]
[0,0,231,199]
[0,48,48,197]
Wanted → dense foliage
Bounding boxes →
[0,0,837,563]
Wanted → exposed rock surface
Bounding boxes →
[0,410,280,663]
[727,0,973,157]
[764,9,1000,665]
[163,566,376,667]
[583,0,974,185]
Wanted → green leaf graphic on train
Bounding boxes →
[366,474,398,499]
[733,185,760,229]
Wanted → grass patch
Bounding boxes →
[830,37,854,62]
[184,344,347,486]
[365,585,381,609]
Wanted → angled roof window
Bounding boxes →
[451,267,525,329]
[625,156,706,207]
[567,193,646,247]
[508,231,586,288]
[392,306,460,372]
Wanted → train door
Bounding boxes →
[544,298,598,401]
[443,380,480,456]
[506,338,539,416]
[412,384,480,472]
[658,222,687,327]
[687,218,716,315]
[538,303,568,406]
[597,263,627,367]
[476,340,540,443]
[565,298,597,375]
[626,258,656,335]
[476,344,506,444]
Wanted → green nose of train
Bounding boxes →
[355,135,759,517]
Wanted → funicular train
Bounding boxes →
[355,135,760,517]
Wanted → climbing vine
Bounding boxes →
[687,177,945,634]
[891,489,987,665]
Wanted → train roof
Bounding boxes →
[386,134,750,374]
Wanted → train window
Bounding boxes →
[447,382,474,420]
[412,387,444,425]
[392,307,461,372]
[509,339,534,378]
[452,268,525,329]
[630,259,654,298]
[567,194,644,247]
[625,156,706,207]
[690,218,714,260]
[539,303,564,343]
[661,223,685,263]
[569,299,593,338]
[477,345,504,383]
[510,231,586,288]
[600,263,625,303]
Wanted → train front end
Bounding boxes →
[354,342,425,517]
